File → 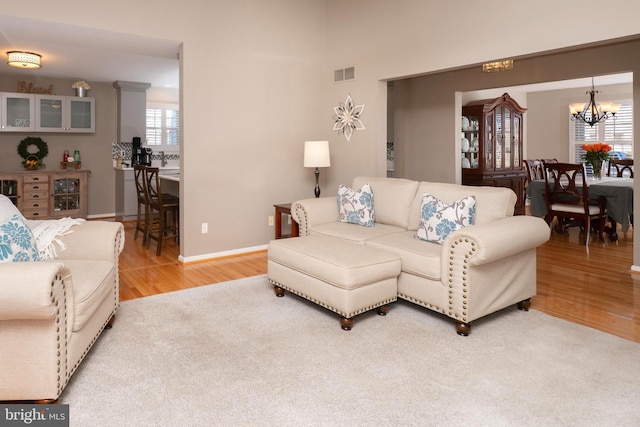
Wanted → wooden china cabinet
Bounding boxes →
[462,93,527,215]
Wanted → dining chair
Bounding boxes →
[145,167,180,256]
[543,162,607,245]
[133,165,149,245]
[523,159,544,182]
[608,159,634,178]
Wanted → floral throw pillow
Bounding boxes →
[337,183,375,227]
[0,213,40,262]
[415,194,476,244]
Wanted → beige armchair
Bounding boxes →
[0,212,124,402]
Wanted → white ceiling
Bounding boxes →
[0,14,180,88]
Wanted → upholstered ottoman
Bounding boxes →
[267,235,401,330]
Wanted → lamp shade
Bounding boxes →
[303,141,330,168]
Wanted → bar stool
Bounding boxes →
[145,167,179,256]
[133,165,149,245]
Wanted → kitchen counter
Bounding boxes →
[158,173,180,182]
[113,165,180,171]
[114,166,180,221]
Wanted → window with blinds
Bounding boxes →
[570,100,633,174]
[146,103,180,147]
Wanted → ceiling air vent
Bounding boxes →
[334,66,355,83]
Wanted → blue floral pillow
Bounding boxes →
[415,194,476,244]
[0,213,40,262]
[337,183,375,227]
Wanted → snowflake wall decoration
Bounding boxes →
[333,94,365,142]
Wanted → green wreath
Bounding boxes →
[17,137,49,160]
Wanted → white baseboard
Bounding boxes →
[179,244,268,263]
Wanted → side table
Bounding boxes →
[273,203,299,239]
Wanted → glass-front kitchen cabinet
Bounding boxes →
[1,93,35,132]
[0,175,22,208]
[462,93,527,214]
[36,95,95,133]
[50,172,88,218]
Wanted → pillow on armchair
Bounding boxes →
[0,195,40,262]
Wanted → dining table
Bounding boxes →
[526,176,633,241]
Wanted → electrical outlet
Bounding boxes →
[201,222,208,233]
[268,216,274,226]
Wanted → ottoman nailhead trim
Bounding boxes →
[269,278,396,319]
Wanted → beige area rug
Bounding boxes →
[63,275,640,426]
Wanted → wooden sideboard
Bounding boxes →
[0,169,90,219]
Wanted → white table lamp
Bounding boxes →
[304,141,331,198]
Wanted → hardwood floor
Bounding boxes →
[118,220,640,343]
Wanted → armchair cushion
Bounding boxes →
[0,213,40,262]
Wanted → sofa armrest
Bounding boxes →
[0,262,71,321]
[445,216,550,266]
[54,221,125,262]
[292,197,338,236]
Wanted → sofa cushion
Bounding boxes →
[415,194,476,244]
[408,182,516,230]
[310,221,406,244]
[0,213,40,263]
[366,231,442,280]
[337,183,375,227]
[352,176,418,229]
[62,260,116,331]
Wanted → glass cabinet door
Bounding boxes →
[69,98,94,132]
[36,95,64,131]
[1,93,35,131]
[52,177,80,213]
[513,115,521,170]
[0,177,20,206]
[485,112,494,170]
[504,107,511,169]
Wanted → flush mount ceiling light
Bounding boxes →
[482,59,513,73]
[7,51,41,69]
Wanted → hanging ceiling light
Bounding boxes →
[7,51,41,69]
[570,78,620,127]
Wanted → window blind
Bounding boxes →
[146,104,180,147]
[570,100,633,166]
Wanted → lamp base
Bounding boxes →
[314,167,321,198]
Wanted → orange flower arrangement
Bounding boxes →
[582,143,611,178]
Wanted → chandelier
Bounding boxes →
[7,51,41,69]
[570,78,620,127]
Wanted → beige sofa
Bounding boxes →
[0,196,124,402]
[292,176,550,335]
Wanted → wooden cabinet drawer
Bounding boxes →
[23,190,48,201]
[23,207,49,219]
[24,183,49,194]
[23,174,48,184]
[22,199,49,210]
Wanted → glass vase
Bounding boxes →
[591,160,603,180]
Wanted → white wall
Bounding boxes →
[3,0,640,262]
